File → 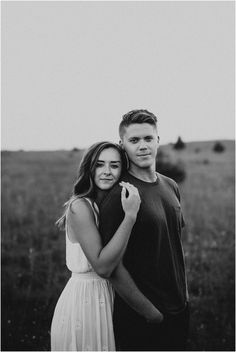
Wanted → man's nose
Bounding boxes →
[139,140,147,149]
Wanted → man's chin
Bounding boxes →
[136,161,154,169]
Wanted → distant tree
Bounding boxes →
[213,141,225,153]
[173,136,186,150]
[72,147,80,152]
[156,149,186,183]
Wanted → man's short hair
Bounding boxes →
[119,109,158,138]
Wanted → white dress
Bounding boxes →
[51,198,115,351]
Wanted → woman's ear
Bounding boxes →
[119,140,123,148]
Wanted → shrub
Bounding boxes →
[173,136,186,150]
[213,142,225,153]
[156,149,186,183]
[71,147,80,152]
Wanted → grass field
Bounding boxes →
[1,140,235,351]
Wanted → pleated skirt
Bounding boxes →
[51,272,115,351]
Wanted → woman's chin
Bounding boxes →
[98,184,114,191]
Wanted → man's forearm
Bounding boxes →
[109,262,163,323]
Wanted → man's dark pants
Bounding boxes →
[113,302,190,351]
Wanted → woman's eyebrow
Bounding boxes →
[97,160,121,163]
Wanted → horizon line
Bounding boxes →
[1,138,235,153]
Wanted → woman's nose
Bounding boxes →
[103,165,111,175]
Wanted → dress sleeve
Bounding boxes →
[98,185,125,246]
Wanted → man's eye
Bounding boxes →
[130,139,138,143]
[145,137,153,142]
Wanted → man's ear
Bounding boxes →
[157,136,160,144]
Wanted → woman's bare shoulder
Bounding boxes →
[68,197,93,218]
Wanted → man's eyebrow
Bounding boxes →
[128,135,153,139]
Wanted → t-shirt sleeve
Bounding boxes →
[98,186,125,246]
[166,177,186,229]
[174,183,186,228]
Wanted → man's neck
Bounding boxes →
[128,165,157,183]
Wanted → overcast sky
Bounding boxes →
[2,1,235,150]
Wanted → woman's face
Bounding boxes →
[94,147,122,190]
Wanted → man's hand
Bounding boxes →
[145,309,164,324]
[110,262,165,324]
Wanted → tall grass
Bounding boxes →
[1,142,235,351]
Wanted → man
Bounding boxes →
[98,109,189,351]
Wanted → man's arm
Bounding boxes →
[109,262,164,323]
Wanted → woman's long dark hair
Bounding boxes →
[56,141,128,229]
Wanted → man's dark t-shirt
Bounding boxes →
[99,171,188,318]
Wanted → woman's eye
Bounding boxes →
[96,163,103,168]
[111,165,119,169]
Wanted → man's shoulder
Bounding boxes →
[99,171,135,211]
[100,182,122,210]
[158,172,178,191]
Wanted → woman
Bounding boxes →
[51,141,141,351]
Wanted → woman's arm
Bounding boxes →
[109,262,164,323]
[67,184,140,278]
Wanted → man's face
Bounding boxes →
[120,123,159,170]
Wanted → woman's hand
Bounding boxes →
[120,182,141,220]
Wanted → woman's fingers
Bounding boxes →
[119,182,136,191]
[119,182,140,199]
[121,186,126,200]
[120,183,133,196]
[120,182,141,216]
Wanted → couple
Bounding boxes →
[51,109,189,351]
